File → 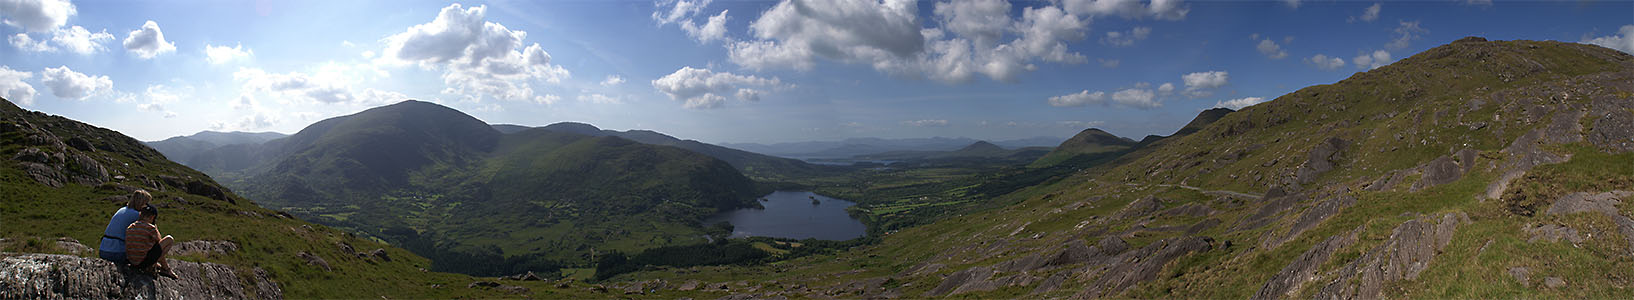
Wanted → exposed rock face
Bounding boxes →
[1295,138,1349,184]
[1546,191,1634,252]
[1113,196,1163,220]
[1254,226,1362,300]
[1315,212,1468,299]
[1075,236,1214,299]
[1587,104,1634,153]
[1524,224,1583,244]
[184,180,231,203]
[170,240,240,257]
[0,253,281,299]
[1261,192,1356,250]
[1412,156,1463,190]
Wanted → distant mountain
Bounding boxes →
[856,141,1053,166]
[230,100,761,271]
[145,131,286,172]
[1029,128,1139,167]
[723,136,1065,159]
[534,122,826,181]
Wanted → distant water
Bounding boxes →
[705,191,867,240]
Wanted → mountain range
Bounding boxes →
[721,136,1066,159]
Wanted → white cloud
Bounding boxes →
[1349,3,1381,23]
[1255,38,1287,60]
[652,0,712,25]
[1100,26,1151,47]
[1214,96,1266,110]
[123,20,176,59]
[1307,54,1346,70]
[51,26,113,54]
[1057,120,1106,128]
[1156,82,1175,96]
[9,33,52,51]
[383,4,569,104]
[681,10,729,43]
[0,0,75,32]
[652,66,783,109]
[577,93,622,104]
[1385,20,1426,50]
[1048,85,1160,109]
[1582,25,1634,54]
[40,65,111,100]
[213,112,279,131]
[933,0,1011,47]
[729,0,924,71]
[0,66,38,106]
[536,94,560,105]
[900,119,949,127]
[1281,0,1301,9]
[1047,90,1105,107]
[205,43,253,64]
[1352,49,1391,69]
[233,67,403,106]
[1110,87,1158,108]
[654,0,729,43]
[1061,0,1189,20]
[1182,71,1227,89]
[600,75,625,86]
[1463,0,1492,6]
[1098,58,1119,68]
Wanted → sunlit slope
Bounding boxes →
[0,97,604,298]
[613,37,1634,299]
[233,100,761,270]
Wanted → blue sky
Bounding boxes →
[1,0,1629,144]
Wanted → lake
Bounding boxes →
[705,191,867,240]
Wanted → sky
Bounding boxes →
[0,0,1630,144]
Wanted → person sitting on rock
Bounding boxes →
[125,204,177,278]
[97,190,150,265]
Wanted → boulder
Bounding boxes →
[1413,156,1463,190]
[1544,277,1567,289]
[1546,191,1634,251]
[54,237,91,254]
[1295,137,1349,184]
[184,180,231,203]
[66,136,94,152]
[369,248,390,262]
[295,251,330,272]
[1509,267,1530,286]
[0,253,281,299]
[1587,109,1634,153]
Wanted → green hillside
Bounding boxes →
[0,98,612,298]
[598,38,1634,298]
[230,101,762,273]
[1031,128,1140,167]
[536,122,833,182]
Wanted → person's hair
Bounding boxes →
[129,190,152,208]
[139,204,158,221]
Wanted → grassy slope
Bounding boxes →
[0,99,629,298]
[612,38,1634,298]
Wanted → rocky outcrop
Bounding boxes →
[1295,137,1349,184]
[296,251,331,272]
[1260,192,1356,250]
[1074,236,1215,299]
[1253,226,1362,300]
[1546,191,1634,252]
[0,253,281,299]
[1315,212,1468,299]
[170,240,239,257]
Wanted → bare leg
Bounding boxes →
[157,235,174,273]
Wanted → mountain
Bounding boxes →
[145,131,286,172]
[597,38,1634,298]
[534,122,827,181]
[231,101,761,271]
[1030,128,1140,167]
[489,124,533,134]
[722,136,1066,159]
[0,97,582,298]
[855,141,1052,166]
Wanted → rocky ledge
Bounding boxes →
[0,253,281,299]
